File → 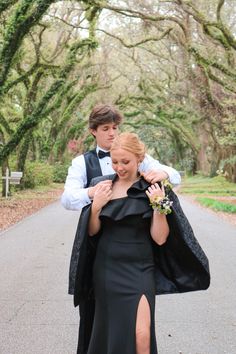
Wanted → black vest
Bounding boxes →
[84,149,102,187]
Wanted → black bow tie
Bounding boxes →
[98,150,110,159]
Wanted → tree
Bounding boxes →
[1,0,235,188]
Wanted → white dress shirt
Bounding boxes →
[61,146,181,210]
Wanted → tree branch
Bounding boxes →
[176,0,236,55]
[207,69,236,94]
[0,0,56,90]
[96,27,173,48]
[216,0,225,22]
[0,38,97,163]
[84,0,187,37]
[0,112,14,135]
[1,63,59,96]
[0,0,18,14]
[189,46,236,80]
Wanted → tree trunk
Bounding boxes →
[1,159,9,197]
[17,131,32,172]
[196,124,211,174]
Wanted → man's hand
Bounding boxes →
[88,180,112,199]
[141,170,168,184]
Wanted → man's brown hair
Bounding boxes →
[89,104,123,130]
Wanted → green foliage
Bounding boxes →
[180,189,235,196]
[0,0,54,88]
[221,155,236,168]
[0,0,235,184]
[124,111,142,118]
[180,174,236,196]
[0,0,18,14]
[23,161,53,188]
[52,162,69,183]
[196,197,236,214]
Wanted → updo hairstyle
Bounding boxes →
[110,132,146,162]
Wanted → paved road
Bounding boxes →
[0,198,235,354]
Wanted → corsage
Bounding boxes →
[149,181,173,215]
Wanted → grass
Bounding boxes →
[180,189,234,195]
[180,175,236,196]
[179,174,236,214]
[196,197,236,214]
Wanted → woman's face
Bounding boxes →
[111,148,140,181]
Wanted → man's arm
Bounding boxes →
[61,155,91,210]
[61,156,113,210]
[139,154,181,186]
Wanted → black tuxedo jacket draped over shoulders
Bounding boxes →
[68,174,210,354]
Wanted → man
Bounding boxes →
[61,103,181,210]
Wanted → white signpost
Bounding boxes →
[1,168,23,198]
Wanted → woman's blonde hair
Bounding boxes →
[110,132,146,162]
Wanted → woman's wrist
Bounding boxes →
[153,209,167,216]
[149,195,173,215]
[91,203,102,214]
[88,186,95,199]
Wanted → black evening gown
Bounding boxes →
[87,196,158,354]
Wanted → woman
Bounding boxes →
[88,132,168,354]
[69,133,210,354]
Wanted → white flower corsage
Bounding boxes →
[150,195,173,214]
[149,180,173,215]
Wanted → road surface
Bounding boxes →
[0,197,235,354]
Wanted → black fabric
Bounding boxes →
[97,150,110,159]
[84,149,102,188]
[69,174,210,354]
[77,297,95,354]
[87,199,157,353]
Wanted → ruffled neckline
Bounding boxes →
[127,177,150,199]
[110,196,128,201]
[109,174,150,198]
[99,176,152,221]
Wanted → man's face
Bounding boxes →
[90,123,119,150]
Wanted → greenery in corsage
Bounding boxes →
[149,180,173,215]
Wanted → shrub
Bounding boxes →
[53,162,69,183]
[23,161,54,188]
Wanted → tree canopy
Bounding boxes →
[0,0,235,183]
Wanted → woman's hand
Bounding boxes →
[88,180,112,199]
[146,183,165,203]
[89,184,113,236]
[146,183,169,245]
[92,183,113,211]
